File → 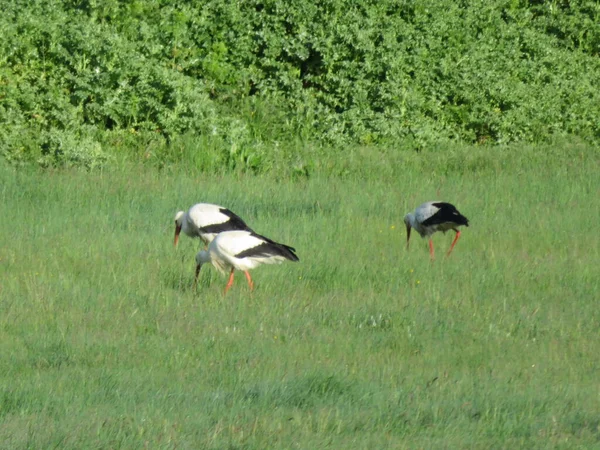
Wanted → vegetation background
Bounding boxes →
[1,0,599,448]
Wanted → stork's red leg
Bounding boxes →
[224,268,235,294]
[244,271,254,291]
[429,239,435,260]
[447,230,461,256]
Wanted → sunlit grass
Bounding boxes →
[1,144,599,448]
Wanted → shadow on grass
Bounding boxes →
[162,266,196,292]
[242,373,359,409]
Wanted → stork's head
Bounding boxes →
[403,213,414,249]
[195,250,211,266]
[174,211,185,247]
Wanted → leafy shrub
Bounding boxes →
[37,128,112,170]
[1,0,599,169]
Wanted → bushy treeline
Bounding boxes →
[1,0,599,169]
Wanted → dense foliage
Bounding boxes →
[1,0,599,168]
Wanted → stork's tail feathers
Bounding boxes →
[456,214,469,227]
[256,232,299,261]
[236,233,300,262]
[264,241,299,262]
[279,243,299,262]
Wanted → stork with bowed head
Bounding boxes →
[194,230,299,294]
[174,203,253,248]
[404,201,469,260]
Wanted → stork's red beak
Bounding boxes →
[194,263,201,289]
[406,224,412,250]
[174,223,182,247]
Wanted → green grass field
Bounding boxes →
[1,144,599,448]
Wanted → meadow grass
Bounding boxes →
[1,143,599,448]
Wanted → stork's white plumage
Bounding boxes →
[404,201,469,259]
[174,203,253,247]
[195,230,299,293]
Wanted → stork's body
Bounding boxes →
[404,201,469,259]
[174,203,253,247]
[195,230,299,293]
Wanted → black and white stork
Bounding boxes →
[404,201,469,259]
[174,203,253,247]
[194,230,299,294]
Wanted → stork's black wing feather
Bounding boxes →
[422,202,469,227]
[198,208,254,234]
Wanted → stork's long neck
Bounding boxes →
[406,213,418,229]
[180,212,194,236]
[405,213,424,236]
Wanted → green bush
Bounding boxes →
[1,0,599,168]
[36,128,112,169]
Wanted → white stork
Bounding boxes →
[194,230,299,294]
[174,203,253,247]
[404,201,469,260]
